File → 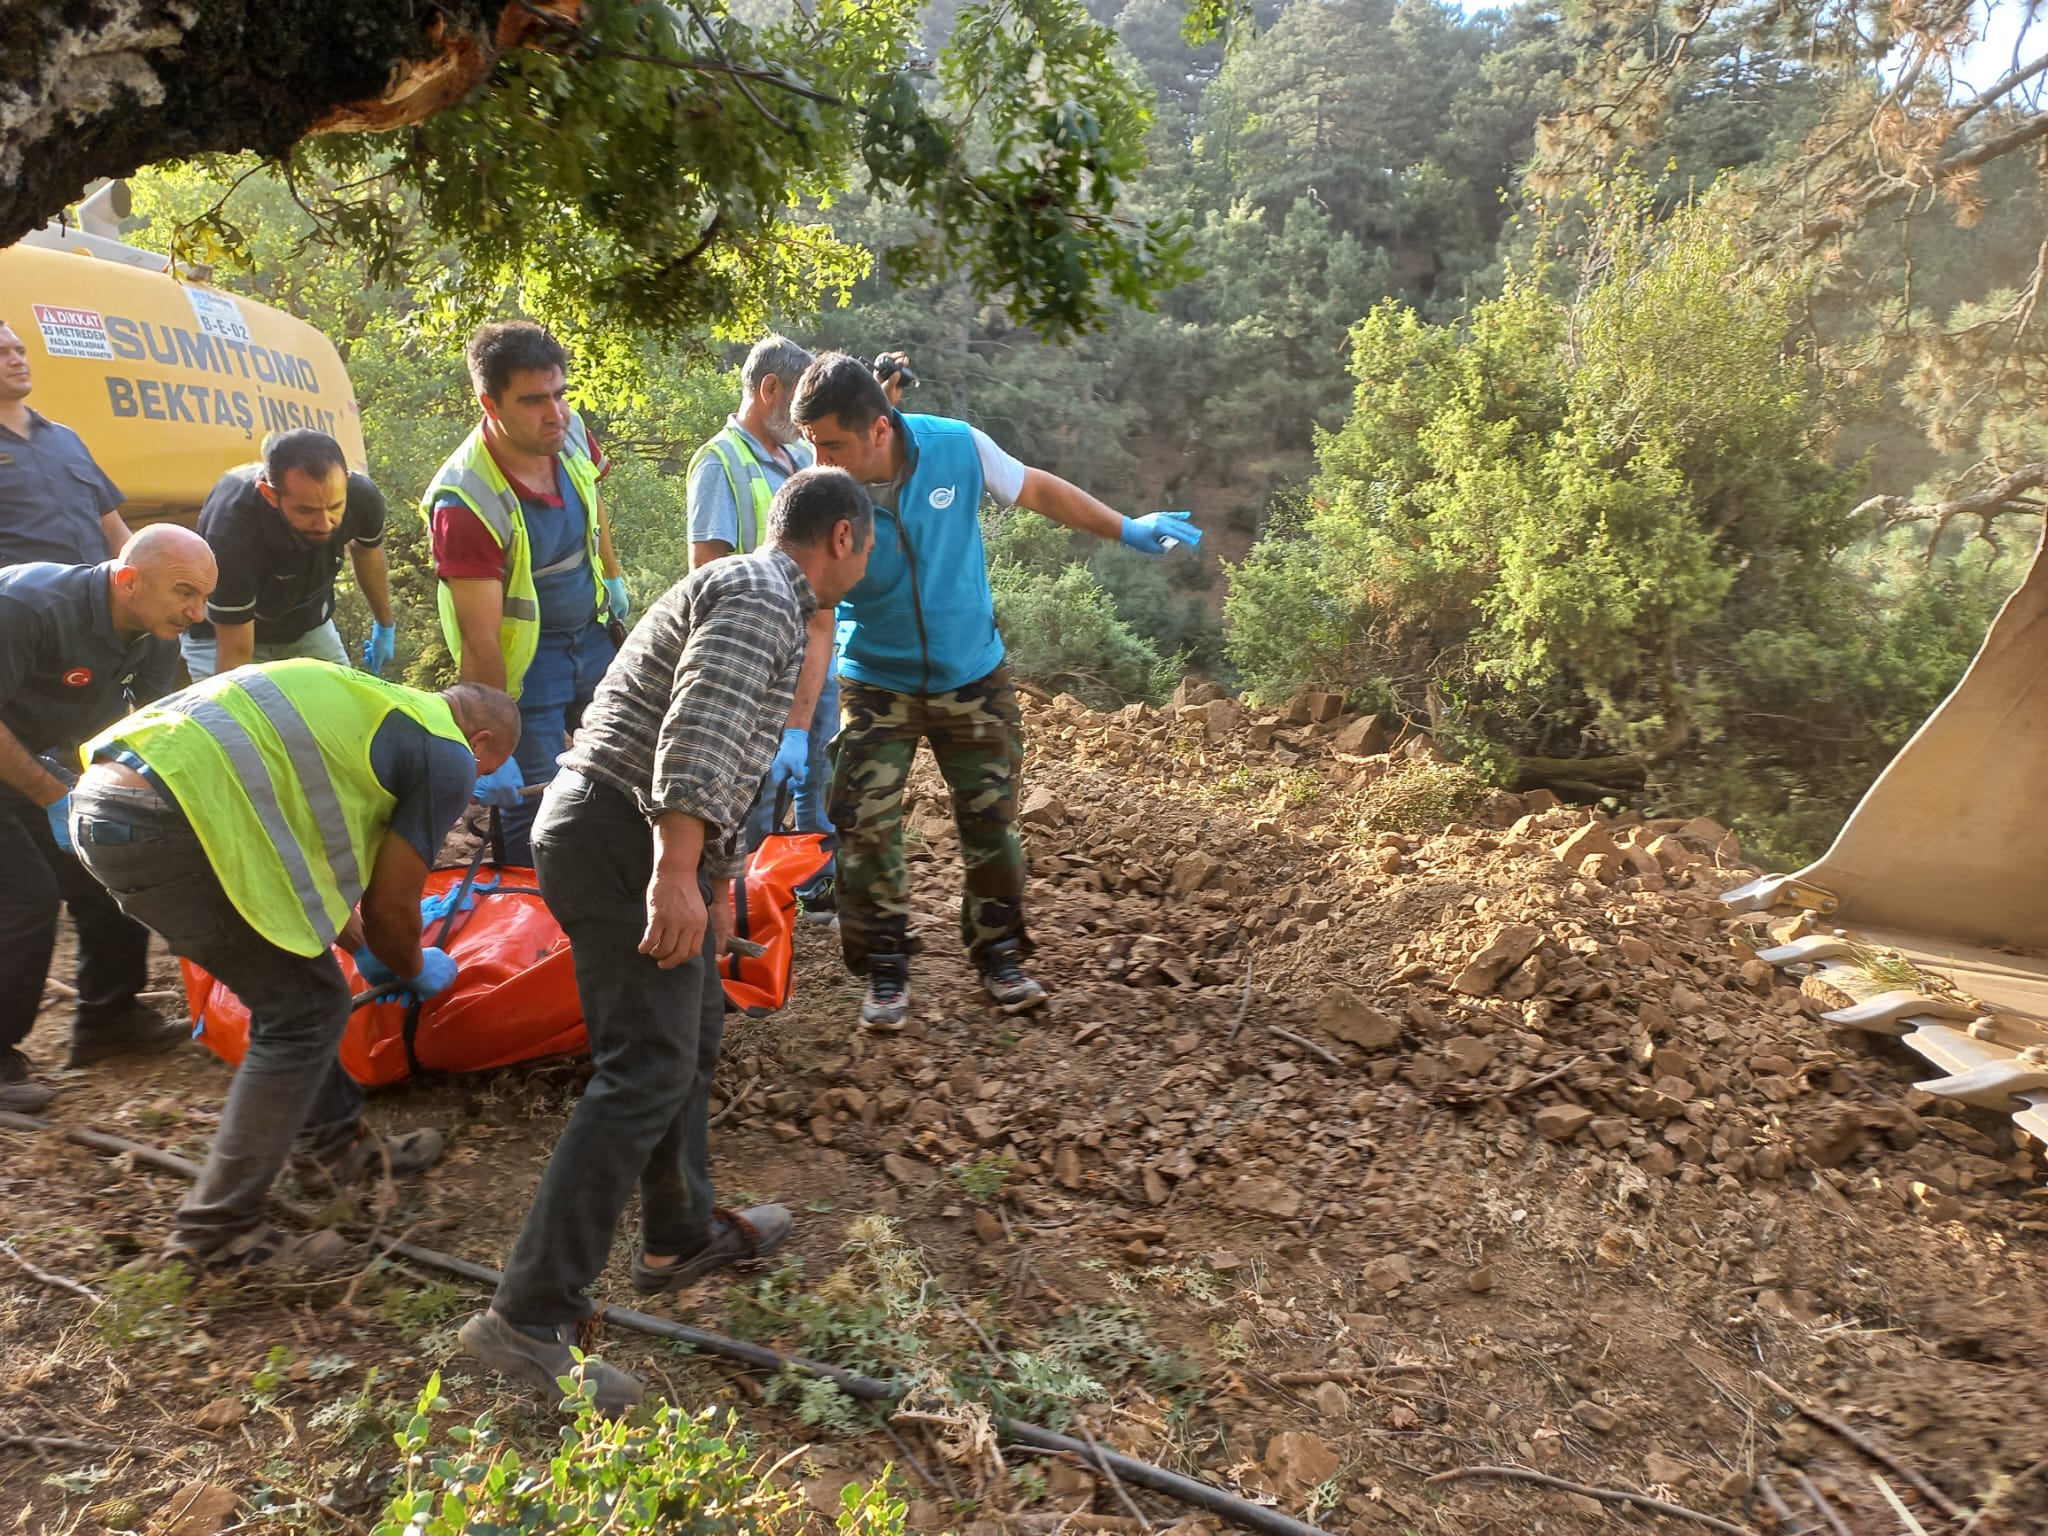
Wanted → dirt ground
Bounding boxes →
[4,691,2046,1536]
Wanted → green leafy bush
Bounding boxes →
[374,1373,908,1536]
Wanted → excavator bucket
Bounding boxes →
[1728,524,2048,1143]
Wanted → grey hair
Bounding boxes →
[740,334,813,403]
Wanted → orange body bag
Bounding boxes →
[183,832,830,1087]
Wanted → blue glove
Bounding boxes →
[603,576,631,623]
[406,947,459,1001]
[46,794,71,852]
[362,621,397,676]
[473,758,525,809]
[1119,511,1202,557]
[767,727,808,800]
[353,947,400,989]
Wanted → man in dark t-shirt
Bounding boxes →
[182,430,397,681]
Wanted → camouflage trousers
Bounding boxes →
[828,664,1028,974]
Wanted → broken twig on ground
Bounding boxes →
[1268,1025,1343,1068]
[1424,1466,1759,1536]
[1081,1423,1154,1535]
[1755,1372,1962,1520]
[0,1237,101,1303]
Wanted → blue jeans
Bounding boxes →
[492,771,726,1325]
[70,776,361,1252]
[500,621,618,865]
[743,667,840,850]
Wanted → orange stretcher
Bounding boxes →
[183,831,830,1087]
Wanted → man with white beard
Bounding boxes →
[687,336,836,856]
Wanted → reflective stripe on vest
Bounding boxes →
[713,434,774,553]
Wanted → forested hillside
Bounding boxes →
[113,0,2048,866]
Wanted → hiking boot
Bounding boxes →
[154,1224,351,1276]
[0,1080,56,1115]
[796,876,837,926]
[295,1125,445,1188]
[977,939,1047,1013]
[631,1203,794,1294]
[458,1309,645,1415]
[0,1046,30,1084]
[861,954,911,1031]
[67,1003,187,1068]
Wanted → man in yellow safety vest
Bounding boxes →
[422,321,629,864]
[69,660,520,1273]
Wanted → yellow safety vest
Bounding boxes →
[420,411,605,697]
[86,660,472,957]
[688,426,810,554]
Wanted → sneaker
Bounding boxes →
[0,1080,57,1115]
[861,954,911,1031]
[458,1309,644,1415]
[977,939,1048,1013]
[295,1125,445,1188]
[795,872,837,925]
[631,1203,793,1294]
[67,1003,187,1068]
[155,1223,351,1275]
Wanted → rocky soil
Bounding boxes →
[4,684,2046,1535]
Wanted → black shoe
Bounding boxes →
[0,1046,30,1084]
[68,1003,187,1068]
[861,954,911,1030]
[796,874,837,926]
[978,939,1047,1013]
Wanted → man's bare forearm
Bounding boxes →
[785,609,835,729]
[0,723,70,806]
[1017,466,1124,542]
[351,543,394,625]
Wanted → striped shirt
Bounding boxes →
[561,548,817,877]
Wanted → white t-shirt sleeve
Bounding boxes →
[969,426,1028,508]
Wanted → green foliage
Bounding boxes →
[947,1152,1017,1202]
[373,1373,909,1536]
[377,1280,469,1342]
[246,1345,294,1410]
[985,509,1172,707]
[95,1262,191,1348]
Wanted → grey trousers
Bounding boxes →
[71,777,362,1252]
[180,617,350,682]
[491,770,725,1325]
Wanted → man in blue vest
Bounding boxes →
[686,335,833,858]
[790,354,1199,1029]
[424,321,630,864]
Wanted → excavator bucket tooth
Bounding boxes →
[1820,991,1979,1030]
[1753,934,1857,966]
[1914,1060,2048,1112]
[1719,874,1839,916]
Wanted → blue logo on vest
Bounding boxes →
[928,485,956,509]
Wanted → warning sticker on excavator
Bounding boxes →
[184,287,252,345]
[30,304,113,360]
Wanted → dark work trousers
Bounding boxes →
[0,780,151,1054]
[498,621,618,866]
[70,777,362,1253]
[492,770,725,1325]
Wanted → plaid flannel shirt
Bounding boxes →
[561,548,817,878]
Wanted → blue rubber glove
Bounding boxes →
[353,947,400,989]
[767,727,808,801]
[46,794,71,852]
[362,621,397,676]
[603,575,631,624]
[1119,511,1202,557]
[472,758,525,809]
[405,947,459,1001]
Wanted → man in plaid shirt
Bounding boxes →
[461,467,874,1412]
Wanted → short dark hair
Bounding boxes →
[262,429,346,486]
[791,352,890,437]
[770,466,873,551]
[467,320,569,400]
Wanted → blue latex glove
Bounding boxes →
[767,727,809,801]
[362,621,397,676]
[406,947,459,1001]
[603,576,632,623]
[473,758,525,808]
[46,794,71,852]
[353,945,458,1000]
[1119,511,1203,557]
[353,947,400,989]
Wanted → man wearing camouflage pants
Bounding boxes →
[791,354,1200,1028]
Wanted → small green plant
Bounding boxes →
[947,1152,1016,1203]
[308,1367,395,1448]
[1011,1464,1049,1505]
[1210,1320,1255,1362]
[247,1344,294,1409]
[1000,1351,1105,1429]
[374,1373,910,1536]
[1353,759,1490,835]
[378,1279,466,1341]
[95,1262,192,1347]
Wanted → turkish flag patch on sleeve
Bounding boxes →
[62,667,93,686]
